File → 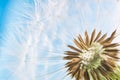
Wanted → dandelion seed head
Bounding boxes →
[64,29,120,80]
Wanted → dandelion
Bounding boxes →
[64,29,120,80]
[1,0,120,80]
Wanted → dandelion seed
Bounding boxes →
[64,29,120,80]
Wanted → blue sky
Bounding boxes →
[0,0,9,36]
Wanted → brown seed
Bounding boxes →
[84,70,90,80]
[80,41,88,50]
[93,69,101,80]
[63,55,79,60]
[79,68,85,80]
[103,43,119,48]
[94,30,102,41]
[97,33,107,43]
[66,62,78,71]
[101,60,114,72]
[105,58,116,67]
[71,58,80,63]
[105,48,119,53]
[76,70,80,80]
[85,30,89,46]
[74,39,83,49]
[90,29,96,44]
[68,45,82,53]
[78,34,85,43]
[103,52,120,60]
[64,51,79,56]
[71,64,80,78]
[97,66,110,80]
[90,69,97,80]
[111,30,117,38]
[102,30,116,44]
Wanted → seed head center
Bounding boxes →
[80,43,104,66]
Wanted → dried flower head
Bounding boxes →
[64,29,120,80]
